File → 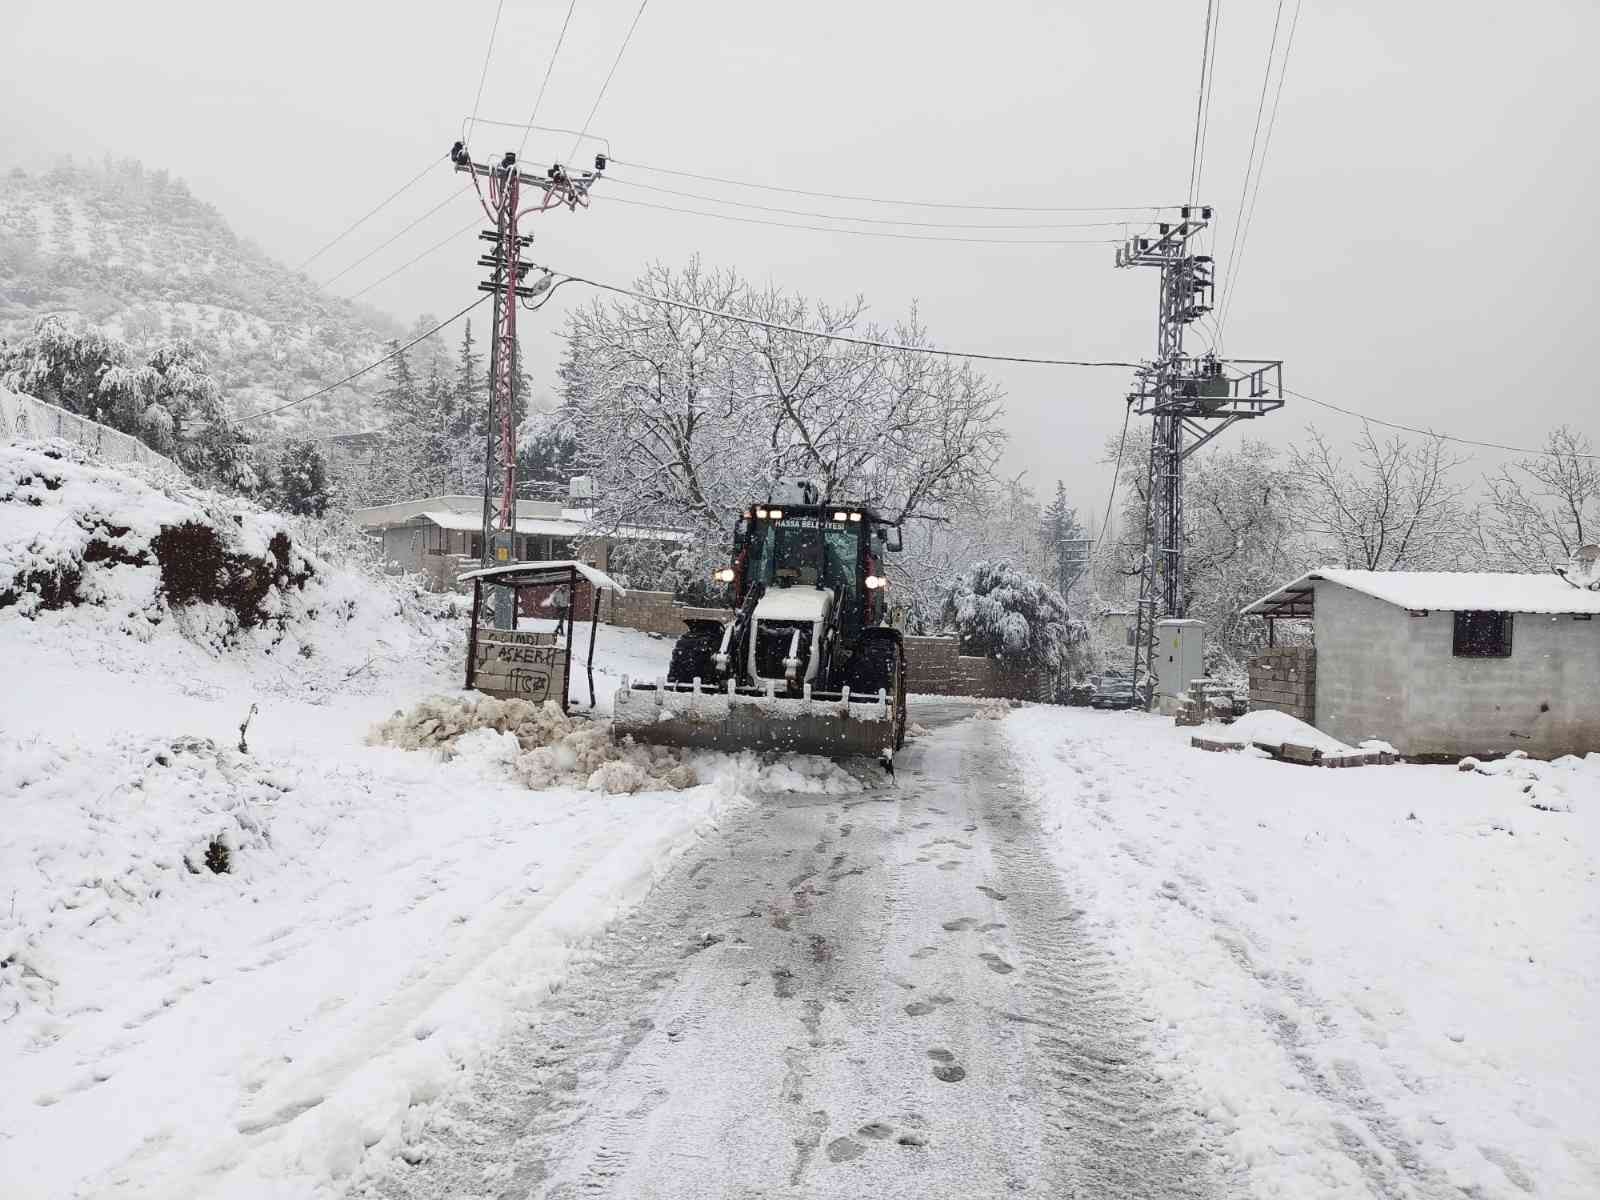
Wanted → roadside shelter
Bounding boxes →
[459,560,626,713]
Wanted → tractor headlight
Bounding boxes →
[755,507,768,518]
[832,510,848,522]
[865,575,887,589]
[849,512,862,522]
[713,567,735,583]
[768,509,783,520]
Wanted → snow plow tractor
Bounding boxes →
[613,480,909,767]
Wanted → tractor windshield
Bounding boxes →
[746,517,861,592]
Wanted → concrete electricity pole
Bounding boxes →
[1114,208,1284,702]
[449,141,604,625]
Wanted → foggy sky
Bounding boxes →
[4,0,1597,524]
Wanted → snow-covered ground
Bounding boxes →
[0,602,797,1198]
[1007,705,1600,1199]
[0,441,807,1197]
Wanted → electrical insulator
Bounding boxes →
[594,153,608,171]
[450,141,469,166]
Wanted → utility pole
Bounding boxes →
[1114,208,1284,704]
[449,141,604,626]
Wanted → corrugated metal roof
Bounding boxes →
[1243,569,1600,616]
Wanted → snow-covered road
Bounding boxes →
[361,701,1218,1200]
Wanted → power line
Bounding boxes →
[1216,0,1285,348]
[295,156,444,271]
[239,295,493,424]
[1186,0,1217,206]
[541,264,1140,366]
[1193,0,1224,205]
[518,0,581,160]
[604,175,1148,230]
[465,117,611,156]
[567,0,650,163]
[1219,0,1303,341]
[592,194,1136,245]
[342,217,482,301]
[1285,387,1600,460]
[608,158,1186,214]
[319,184,472,288]
[1099,400,1134,548]
[467,0,508,143]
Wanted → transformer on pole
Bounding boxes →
[1113,207,1284,704]
[449,142,605,626]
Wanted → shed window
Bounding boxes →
[1453,611,1512,658]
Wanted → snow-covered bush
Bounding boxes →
[1,315,261,493]
[941,560,1082,678]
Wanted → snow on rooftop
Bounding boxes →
[1244,568,1600,616]
[457,559,626,594]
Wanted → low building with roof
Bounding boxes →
[1242,564,1600,760]
[350,491,685,594]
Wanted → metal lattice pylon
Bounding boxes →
[1114,209,1285,705]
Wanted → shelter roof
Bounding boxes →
[1243,568,1600,618]
[457,559,626,594]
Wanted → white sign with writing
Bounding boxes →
[472,628,566,704]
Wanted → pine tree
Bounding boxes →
[372,342,427,502]
[275,438,330,516]
[1040,480,1088,600]
[450,321,486,493]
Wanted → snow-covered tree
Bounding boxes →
[560,257,1005,572]
[1,315,259,494]
[1104,435,1308,665]
[1039,481,1088,602]
[274,437,330,517]
[1479,426,1600,570]
[1289,427,1474,570]
[941,560,1081,679]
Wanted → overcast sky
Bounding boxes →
[4,1,1597,521]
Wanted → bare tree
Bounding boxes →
[1478,426,1600,570]
[560,258,1005,570]
[1289,427,1474,570]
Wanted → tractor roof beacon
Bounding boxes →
[613,481,908,769]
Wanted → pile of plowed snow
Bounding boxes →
[369,693,871,797]
[0,438,456,683]
[369,695,699,794]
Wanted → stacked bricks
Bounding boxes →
[1248,646,1316,725]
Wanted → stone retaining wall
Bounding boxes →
[1248,646,1316,725]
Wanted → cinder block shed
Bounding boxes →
[1242,569,1600,760]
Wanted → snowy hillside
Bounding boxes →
[0,160,399,433]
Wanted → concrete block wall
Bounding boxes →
[1399,609,1600,759]
[605,588,732,637]
[1248,646,1316,724]
[903,636,1050,702]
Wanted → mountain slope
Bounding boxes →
[0,159,403,434]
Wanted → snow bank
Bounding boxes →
[1210,708,1369,758]
[1006,706,1600,1198]
[368,694,699,793]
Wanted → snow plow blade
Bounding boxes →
[613,677,896,762]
